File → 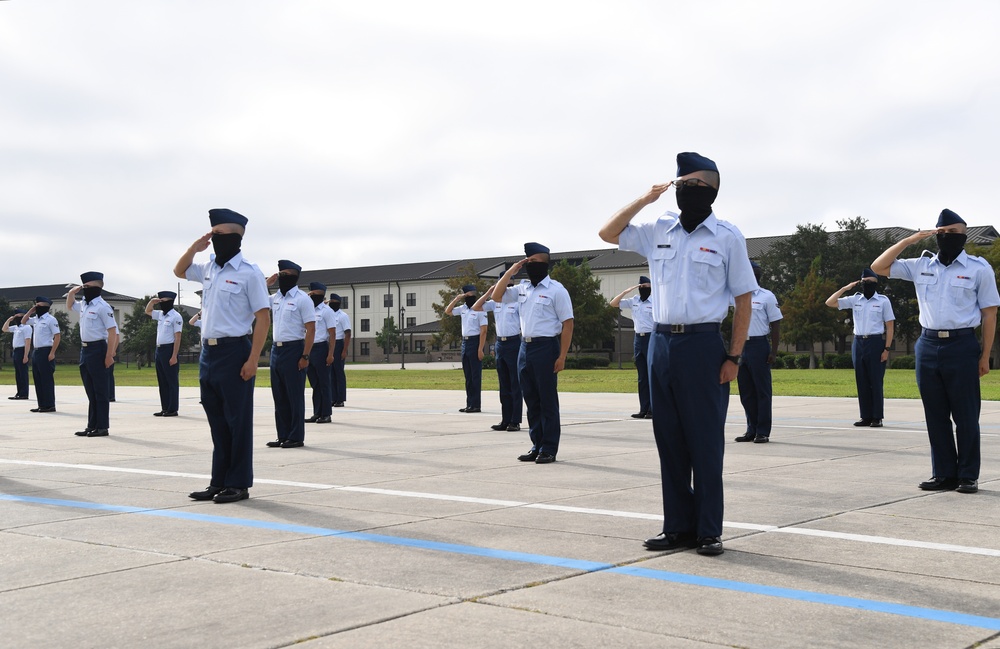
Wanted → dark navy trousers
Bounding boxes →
[461,334,483,409]
[852,335,886,420]
[517,337,561,455]
[12,346,30,397]
[915,332,981,481]
[633,333,651,414]
[737,337,772,438]
[200,337,255,489]
[648,330,728,539]
[271,341,307,443]
[155,345,180,413]
[307,340,333,418]
[80,341,110,430]
[494,335,522,425]
[32,346,55,409]
[331,339,347,403]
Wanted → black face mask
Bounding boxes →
[638,287,651,301]
[35,305,50,316]
[83,286,102,303]
[329,301,341,312]
[310,294,325,307]
[862,283,877,299]
[278,274,299,295]
[465,296,476,308]
[936,232,967,266]
[525,261,549,286]
[212,233,242,267]
[676,185,718,233]
[159,300,174,313]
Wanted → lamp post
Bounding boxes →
[400,306,406,370]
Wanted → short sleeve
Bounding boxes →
[618,223,653,258]
[185,261,206,284]
[836,296,854,311]
[889,259,916,282]
[881,298,896,322]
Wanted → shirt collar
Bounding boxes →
[664,211,718,235]
[222,251,244,270]
[931,250,969,268]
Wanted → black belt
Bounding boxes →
[498,335,521,341]
[157,343,175,348]
[857,333,884,339]
[81,340,107,347]
[636,332,650,337]
[463,334,481,341]
[524,336,556,343]
[747,335,769,341]
[204,336,251,346]
[655,323,720,334]
[922,327,975,339]
[274,339,304,347]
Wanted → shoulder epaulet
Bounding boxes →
[919,249,936,259]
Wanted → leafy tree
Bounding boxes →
[549,259,617,353]
[0,296,11,365]
[119,296,158,367]
[375,316,401,357]
[431,263,495,349]
[780,257,841,368]
[965,238,1000,364]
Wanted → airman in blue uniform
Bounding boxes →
[22,297,60,413]
[3,308,31,400]
[306,282,337,424]
[475,282,523,432]
[735,262,782,443]
[446,284,488,413]
[610,275,655,419]
[67,272,118,437]
[145,291,184,417]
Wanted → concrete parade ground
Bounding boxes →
[1,386,1000,649]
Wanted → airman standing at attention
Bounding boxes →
[145,291,184,417]
[22,297,60,413]
[446,285,488,413]
[67,271,118,437]
[735,261,782,443]
[328,294,351,407]
[474,282,522,432]
[3,308,31,400]
[610,276,655,419]
[305,282,337,425]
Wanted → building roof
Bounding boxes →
[0,283,139,305]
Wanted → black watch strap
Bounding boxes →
[725,354,741,365]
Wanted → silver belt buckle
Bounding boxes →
[525,337,532,343]
[670,324,684,334]
[276,341,284,347]
[938,330,950,338]
[207,338,218,346]
[81,342,88,347]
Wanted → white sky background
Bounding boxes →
[2,0,999,303]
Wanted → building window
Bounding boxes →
[449,339,460,350]
[360,295,370,309]
[360,319,370,333]
[340,296,349,309]
[360,342,370,356]
[384,293,393,308]
[406,293,416,307]
[406,317,416,328]
[414,340,425,352]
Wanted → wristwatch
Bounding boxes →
[301,354,310,361]
[725,354,742,366]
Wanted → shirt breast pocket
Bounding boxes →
[691,248,724,290]
[912,273,938,302]
[949,276,977,310]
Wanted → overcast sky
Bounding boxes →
[3,1,999,304]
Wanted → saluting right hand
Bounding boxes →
[192,232,213,252]
[907,230,938,244]
[642,183,672,204]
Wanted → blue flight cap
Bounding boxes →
[278,259,302,273]
[309,282,326,292]
[861,268,878,279]
[462,284,476,293]
[157,291,177,299]
[14,307,27,314]
[35,296,52,304]
[676,152,718,177]
[80,271,103,284]
[208,208,249,228]
[524,242,550,257]
[936,209,966,227]
[328,293,341,302]
[639,275,650,284]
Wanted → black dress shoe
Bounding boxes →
[491,422,509,431]
[517,449,539,462]
[266,439,286,448]
[75,429,94,436]
[459,407,469,412]
[189,485,223,501]
[280,440,304,448]
[535,452,556,464]
[507,424,521,432]
[918,476,958,491]
[162,411,178,417]
[643,532,697,551]
[869,419,883,427]
[696,537,724,556]
[213,488,249,503]
[31,407,56,413]
[315,416,331,424]
[631,412,647,419]
[854,419,873,426]
[333,402,345,407]
[465,407,481,413]
[734,433,755,442]
[644,413,653,419]
[87,429,109,437]
[153,411,165,417]
[956,479,979,493]
[305,415,320,423]
[9,395,28,400]
[753,436,770,444]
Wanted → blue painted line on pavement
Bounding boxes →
[4,493,1000,631]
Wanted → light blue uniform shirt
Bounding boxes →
[332,310,351,340]
[10,323,31,348]
[500,276,573,338]
[312,303,338,343]
[271,286,316,342]
[72,296,117,343]
[151,309,184,346]
[454,304,488,337]
[619,212,758,325]
[620,295,655,334]
[748,288,783,337]
[185,252,271,339]
[28,313,60,347]
[837,293,894,336]
[890,250,1000,330]
[483,299,522,337]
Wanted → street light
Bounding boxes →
[400,306,406,370]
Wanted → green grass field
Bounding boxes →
[3,363,1000,400]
